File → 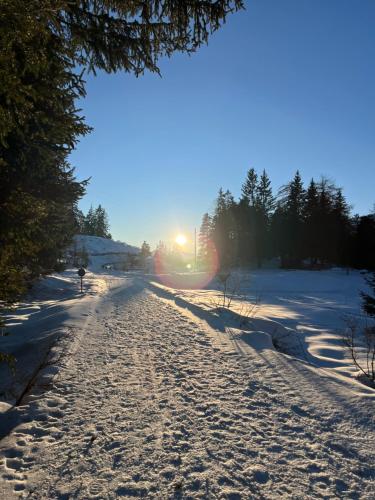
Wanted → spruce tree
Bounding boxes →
[270,203,286,265]
[239,168,259,266]
[354,215,375,270]
[255,170,274,218]
[95,205,111,239]
[241,168,258,206]
[0,2,88,303]
[0,1,244,294]
[141,241,151,258]
[0,0,245,363]
[51,1,244,76]
[315,178,335,264]
[74,208,86,234]
[140,241,151,268]
[254,170,274,267]
[362,274,375,317]
[212,189,238,269]
[332,188,352,266]
[84,206,96,235]
[276,171,305,266]
[303,179,320,265]
[198,213,212,270]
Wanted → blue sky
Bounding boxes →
[70,0,375,249]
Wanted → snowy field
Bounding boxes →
[151,268,375,394]
[0,267,374,498]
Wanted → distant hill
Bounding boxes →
[70,235,139,271]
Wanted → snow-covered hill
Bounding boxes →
[70,235,139,271]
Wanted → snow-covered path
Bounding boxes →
[0,278,374,498]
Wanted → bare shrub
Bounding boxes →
[237,296,260,328]
[208,271,260,330]
[343,316,375,384]
[215,270,242,309]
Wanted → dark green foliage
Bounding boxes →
[208,168,374,272]
[0,1,89,308]
[331,188,352,267]
[362,273,375,317]
[235,198,256,266]
[254,169,274,267]
[241,168,258,206]
[303,179,320,266]
[236,167,265,267]
[80,205,112,238]
[140,241,151,268]
[273,171,305,267]
[71,240,90,267]
[198,213,212,270]
[0,0,245,366]
[212,189,238,269]
[1,0,243,313]
[353,215,375,271]
[255,169,274,218]
[212,170,274,269]
[57,0,244,75]
[141,241,151,258]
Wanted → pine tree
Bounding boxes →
[140,241,151,269]
[84,206,96,235]
[233,200,251,266]
[270,202,286,264]
[241,168,258,206]
[0,0,245,363]
[0,2,88,304]
[353,215,375,270]
[275,171,305,266]
[287,171,305,218]
[254,169,274,267]
[315,178,336,264]
[81,205,111,238]
[74,208,86,234]
[362,274,375,317]
[198,213,212,270]
[303,179,320,265]
[1,0,245,304]
[238,169,259,266]
[95,205,111,239]
[212,189,238,269]
[332,188,352,266]
[50,1,244,77]
[255,170,274,218]
[141,241,151,258]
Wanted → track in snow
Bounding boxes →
[0,278,374,499]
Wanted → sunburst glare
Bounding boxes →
[175,234,187,246]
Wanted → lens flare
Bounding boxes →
[175,234,187,246]
[155,239,219,289]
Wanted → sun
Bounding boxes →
[175,234,187,246]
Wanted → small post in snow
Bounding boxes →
[78,267,86,293]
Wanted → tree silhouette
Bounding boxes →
[1,1,244,307]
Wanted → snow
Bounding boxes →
[0,269,374,498]
[0,270,126,414]
[150,268,375,396]
[71,235,139,271]
[73,235,139,256]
